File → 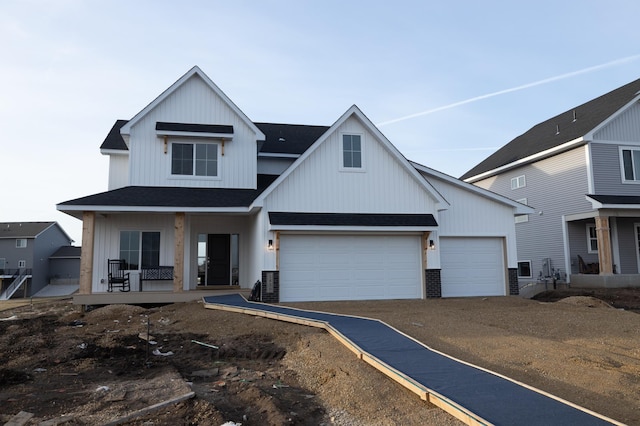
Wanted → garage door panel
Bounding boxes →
[440,237,505,297]
[279,234,422,302]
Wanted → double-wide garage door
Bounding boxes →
[279,234,422,302]
[439,237,506,297]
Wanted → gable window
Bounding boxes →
[119,230,160,270]
[342,134,362,169]
[171,142,218,177]
[517,261,532,278]
[511,175,526,190]
[16,239,27,248]
[621,147,640,182]
[587,224,598,253]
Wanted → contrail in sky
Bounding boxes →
[377,54,640,127]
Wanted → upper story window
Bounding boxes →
[511,175,526,190]
[342,134,362,169]
[16,239,27,248]
[587,224,598,253]
[171,142,219,177]
[621,147,640,183]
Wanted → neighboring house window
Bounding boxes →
[16,239,27,248]
[171,142,219,177]
[587,224,598,253]
[511,175,526,190]
[621,147,640,182]
[342,134,362,169]
[18,260,26,268]
[0,258,5,272]
[514,198,529,223]
[119,231,160,270]
[517,261,532,278]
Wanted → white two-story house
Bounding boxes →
[58,66,532,303]
[462,77,640,291]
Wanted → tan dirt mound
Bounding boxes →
[557,296,614,309]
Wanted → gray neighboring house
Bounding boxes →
[0,222,77,299]
[462,78,640,291]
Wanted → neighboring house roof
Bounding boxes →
[119,66,266,141]
[57,174,279,214]
[0,222,57,239]
[255,122,330,155]
[462,77,640,181]
[50,246,81,259]
[269,212,438,227]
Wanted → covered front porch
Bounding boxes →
[567,196,640,287]
[73,287,249,306]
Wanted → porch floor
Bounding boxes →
[73,286,249,306]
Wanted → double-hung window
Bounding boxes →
[342,134,362,169]
[16,239,27,248]
[587,224,598,253]
[120,231,160,270]
[511,175,526,190]
[621,147,640,182]
[172,142,218,177]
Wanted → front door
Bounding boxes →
[207,234,230,285]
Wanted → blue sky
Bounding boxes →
[2,0,640,243]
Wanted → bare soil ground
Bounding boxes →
[0,288,639,425]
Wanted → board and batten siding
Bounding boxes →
[91,214,176,293]
[591,142,640,195]
[127,74,258,189]
[263,117,437,214]
[613,217,639,274]
[427,175,518,267]
[474,146,590,281]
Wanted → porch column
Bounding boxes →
[173,212,185,292]
[79,211,95,294]
[595,215,613,275]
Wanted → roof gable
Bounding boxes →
[119,66,265,141]
[462,78,640,181]
[0,222,65,239]
[255,105,449,209]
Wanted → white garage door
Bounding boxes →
[440,237,506,297]
[279,234,422,302]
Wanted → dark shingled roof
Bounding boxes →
[255,122,329,155]
[269,212,438,227]
[0,222,56,239]
[100,119,129,151]
[461,78,640,180]
[98,120,329,156]
[58,175,278,209]
[587,194,640,205]
[50,246,82,258]
[155,122,234,134]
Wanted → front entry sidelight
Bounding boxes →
[198,234,239,286]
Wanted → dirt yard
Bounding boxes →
[0,288,639,425]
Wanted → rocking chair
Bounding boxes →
[108,259,131,292]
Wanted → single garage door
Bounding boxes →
[279,234,422,302]
[440,237,506,297]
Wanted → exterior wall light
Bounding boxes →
[429,240,436,250]
[268,239,274,251]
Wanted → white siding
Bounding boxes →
[263,116,437,214]
[108,154,129,190]
[428,175,517,267]
[257,157,295,175]
[92,214,175,293]
[127,74,258,189]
